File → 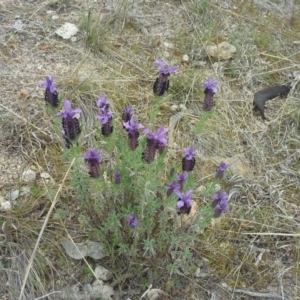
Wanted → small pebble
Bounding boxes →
[182,54,189,62]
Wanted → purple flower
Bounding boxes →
[142,138,157,164]
[97,107,113,124]
[123,116,144,150]
[84,148,102,178]
[176,172,188,182]
[55,100,82,148]
[174,189,193,215]
[115,171,121,184]
[142,127,169,162]
[39,75,57,93]
[55,100,82,118]
[214,197,228,218]
[127,215,138,228]
[153,59,178,96]
[122,107,133,124]
[155,59,179,75]
[184,146,196,160]
[84,148,102,163]
[144,126,169,147]
[211,191,228,208]
[97,93,109,109]
[166,180,181,197]
[216,161,229,180]
[39,75,58,107]
[176,171,188,190]
[123,115,144,135]
[202,78,219,94]
[182,145,196,172]
[202,78,219,111]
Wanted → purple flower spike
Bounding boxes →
[39,75,58,107]
[202,79,219,94]
[176,171,188,190]
[143,127,169,161]
[97,93,109,109]
[56,100,82,118]
[214,197,228,218]
[123,115,144,135]
[115,171,121,184]
[84,148,102,178]
[174,189,193,215]
[127,214,138,228]
[123,116,144,150]
[144,126,169,146]
[216,161,229,180]
[97,107,113,124]
[154,126,169,147]
[166,180,181,197]
[39,75,57,93]
[155,59,179,75]
[202,78,219,111]
[211,191,228,208]
[142,138,157,164]
[55,100,82,148]
[153,59,178,96]
[182,145,196,172]
[122,107,133,124]
[184,146,196,160]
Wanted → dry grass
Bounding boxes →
[1,0,300,299]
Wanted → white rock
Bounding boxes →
[179,104,187,111]
[163,42,174,49]
[13,20,24,31]
[9,190,21,201]
[55,23,79,39]
[52,15,59,21]
[1,201,11,211]
[40,172,52,179]
[94,265,112,281]
[21,169,36,182]
[163,51,170,58]
[90,284,114,300]
[206,41,236,60]
[194,267,211,278]
[61,239,106,259]
[182,54,189,62]
[7,187,30,201]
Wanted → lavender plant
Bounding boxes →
[46,76,230,277]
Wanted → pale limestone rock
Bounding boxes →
[206,41,237,60]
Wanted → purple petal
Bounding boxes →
[155,59,165,69]
[173,189,184,199]
[177,199,185,209]
[63,100,72,112]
